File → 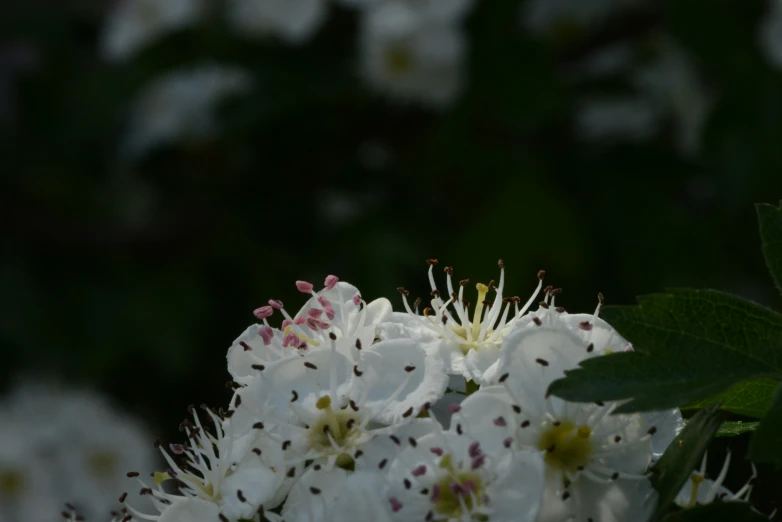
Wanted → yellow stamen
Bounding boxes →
[687,474,704,507]
[470,283,490,340]
[537,421,593,473]
[283,325,320,347]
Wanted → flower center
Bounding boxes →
[0,468,24,497]
[308,396,361,467]
[537,421,593,473]
[432,455,486,520]
[449,283,493,353]
[85,449,118,477]
[384,45,414,76]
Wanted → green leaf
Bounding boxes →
[757,202,782,294]
[662,502,769,522]
[549,289,782,413]
[651,405,724,522]
[715,420,760,437]
[682,378,778,418]
[748,383,782,467]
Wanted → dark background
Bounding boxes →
[1,0,781,516]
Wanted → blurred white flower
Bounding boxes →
[359,1,467,107]
[575,38,713,156]
[1,382,157,521]
[633,39,713,156]
[575,96,661,142]
[0,410,61,522]
[227,0,328,44]
[123,64,253,159]
[760,0,782,69]
[521,0,641,37]
[340,0,475,23]
[101,0,206,62]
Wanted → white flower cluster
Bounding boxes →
[0,382,157,522]
[103,0,477,158]
[83,259,764,522]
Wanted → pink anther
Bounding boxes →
[296,281,314,293]
[253,306,273,320]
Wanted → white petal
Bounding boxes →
[283,467,348,522]
[487,450,547,522]
[562,314,630,354]
[488,326,588,410]
[643,408,685,460]
[219,455,281,519]
[355,418,442,472]
[452,388,519,457]
[226,324,287,380]
[364,297,393,326]
[463,343,502,383]
[377,312,439,341]
[261,349,353,417]
[157,497,221,522]
[595,413,653,474]
[351,339,448,424]
[537,469,574,522]
[573,477,656,522]
[294,281,361,320]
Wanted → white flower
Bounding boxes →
[674,450,757,508]
[123,64,253,158]
[359,2,467,107]
[575,96,661,142]
[0,409,61,522]
[226,277,392,384]
[760,0,782,70]
[125,406,285,521]
[470,326,660,522]
[227,0,327,44]
[1,382,158,521]
[379,259,544,382]
[234,337,447,482]
[633,39,713,156]
[101,0,206,62]
[383,427,546,521]
[283,468,393,522]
